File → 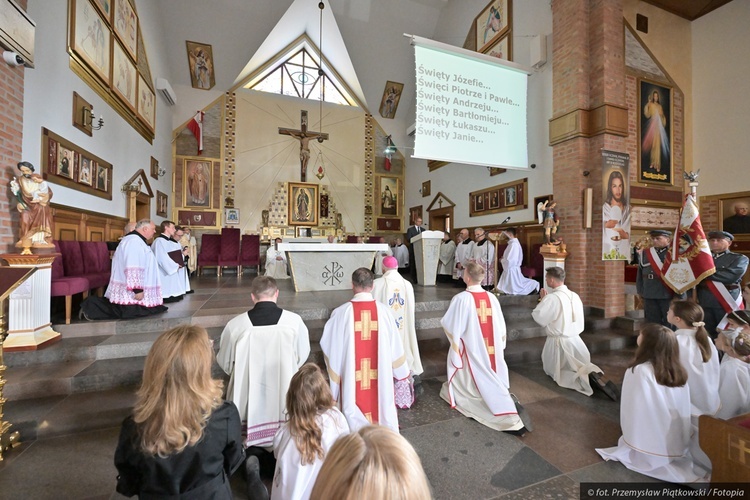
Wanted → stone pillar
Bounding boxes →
[550,0,628,317]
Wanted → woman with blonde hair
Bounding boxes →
[310,425,431,500]
[115,326,244,498]
[271,363,349,500]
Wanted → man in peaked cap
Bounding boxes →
[698,231,749,338]
[636,230,684,327]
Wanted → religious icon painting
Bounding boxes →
[113,0,138,60]
[378,81,404,119]
[489,190,500,209]
[112,40,137,111]
[409,206,422,225]
[92,0,111,20]
[475,0,511,53]
[483,33,511,61]
[638,78,673,185]
[150,156,159,180]
[156,191,168,217]
[319,194,329,219]
[719,193,750,236]
[96,164,108,191]
[71,0,111,85]
[184,160,211,208]
[47,139,58,174]
[377,176,400,217]
[288,182,319,226]
[57,146,74,179]
[78,156,94,186]
[504,186,517,207]
[473,193,485,213]
[137,74,156,130]
[186,41,215,90]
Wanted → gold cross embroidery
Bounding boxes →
[355,358,378,390]
[729,436,750,466]
[364,412,373,423]
[477,299,492,324]
[355,310,378,341]
[484,337,495,356]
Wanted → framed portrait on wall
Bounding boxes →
[638,78,673,185]
[719,192,750,236]
[377,176,400,216]
[489,190,500,209]
[483,33,511,61]
[150,156,159,180]
[78,156,94,186]
[378,81,404,119]
[470,178,528,217]
[92,0,111,19]
[137,74,156,130]
[70,0,111,85]
[58,146,74,179]
[184,160,211,208]
[96,163,108,191]
[504,186,517,206]
[42,128,113,200]
[113,0,138,60]
[112,40,137,111]
[409,206,422,225]
[156,191,168,217]
[186,41,215,90]
[475,0,511,53]
[288,182,319,226]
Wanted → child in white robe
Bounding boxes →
[596,324,706,482]
[272,364,349,500]
[715,310,750,419]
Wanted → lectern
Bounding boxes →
[410,230,444,287]
[0,266,36,461]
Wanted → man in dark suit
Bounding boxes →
[406,217,425,284]
[698,231,749,338]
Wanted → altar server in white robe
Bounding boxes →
[174,226,192,293]
[373,256,424,378]
[596,324,707,483]
[438,233,456,282]
[151,220,186,303]
[392,237,409,271]
[715,310,750,419]
[440,262,526,433]
[265,237,290,279]
[217,276,310,452]
[178,226,197,276]
[373,237,393,275]
[532,267,617,399]
[320,268,410,433]
[469,228,494,289]
[454,228,473,283]
[272,364,349,500]
[497,228,539,295]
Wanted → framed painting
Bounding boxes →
[473,193,486,213]
[475,0,511,53]
[177,210,217,228]
[113,0,137,60]
[184,160,211,208]
[470,178,528,217]
[150,156,159,180]
[137,74,156,130]
[92,0,111,20]
[70,0,111,85]
[58,145,74,179]
[284,227,296,237]
[112,40,137,111]
[78,155,94,186]
[409,206,422,225]
[504,186,517,206]
[421,180,431,197]
[377,176,400,217]
[483,33,511,61]
[378,81,404,119]
[489,167,506,176]
[288,182,319,226]
[719,192,750,236]
[96,163,108,191]
[489,190,500,209]
[186,41,215,90]
[638,78,673,185]
[225,208,240,225]
[376,218,402,232]
[156,191,168,217]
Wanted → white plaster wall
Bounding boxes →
[234,90,365,233]
[21,0,175,220]
[403,0,553,229]
[692,0,750,196]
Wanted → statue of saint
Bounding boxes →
[537,200,559,245]
[11,161,54,252]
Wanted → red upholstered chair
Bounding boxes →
[367,236,380,243]
[197,233,221,276]
[346,235,359,243]
[522,243,545,283]
[219,227,241,275]
[240,234,260,276]
[79,241,111,294]
[51,241,90,324]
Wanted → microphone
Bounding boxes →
[501,216,511,225]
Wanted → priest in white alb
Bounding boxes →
[392,237,409,271]
[151,220,186,303]
[454,228,473,284]
[497,228,539,295]
[532,267,617,400]
[217,276,310,467]
[438,232,456,283]
[320,268,410,432]
[373,256,424,381]
[469,228,494,289]
[265,237,290,279]
[440,262,527,434]
[373,237,393,275]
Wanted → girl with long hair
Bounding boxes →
[716,309,750,419]
[115,326,244,498]
[272,363,349,500]
[596,324,706,482]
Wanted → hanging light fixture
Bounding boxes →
[317,1,325,143]
[315,151,325,180]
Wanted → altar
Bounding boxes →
[278,243,388,292]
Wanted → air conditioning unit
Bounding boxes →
[156,77,176,105]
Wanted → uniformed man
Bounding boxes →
[697,231,749,339]
[636,230,683,327]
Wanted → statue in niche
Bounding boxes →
[261,209,269,227]
[335,212,343,230]
[11,161,55,253]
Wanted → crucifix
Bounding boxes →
[279,110,329,182]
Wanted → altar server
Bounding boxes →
[320,268,410,432]
[440,262,526,434]
[596,324,706,482]
[438,232,456,282]
[392,237,409,271]
[265,237,290,279]
[497,228,539,295]
[469,228,494,290]
[454,228,473,284]
[151,220,186,303]
[715,310,750,419]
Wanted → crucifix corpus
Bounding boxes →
[279,110,329,182]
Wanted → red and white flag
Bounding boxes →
[661,192,715,294]
[187,111,204,155]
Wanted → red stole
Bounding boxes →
[470,291,496,371]
[352,301,379,424]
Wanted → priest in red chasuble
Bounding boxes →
[320,268,410,433]
[440,262,527,434]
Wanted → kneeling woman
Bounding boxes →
[596,324,706,482]
[115,325,245,498]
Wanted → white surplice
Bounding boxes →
[179,233,197,273]
[532,285,599,395]
[392,244,409,268]
[469,240,494,287]
[373,246,393,275]
[319,293,410,433]
[151,235,185,300]
[217,310,310,448]
[373,269,423,375]
[105,233,163,307]
[271,408,349,500]
[596,363,706,483]
[265,248,290,279]
[716,355,750,419]
[439,286,523,431]
[497,238,539,295]
[675,329,721,418]
[454,240,474,280]
[438,240,456,276]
